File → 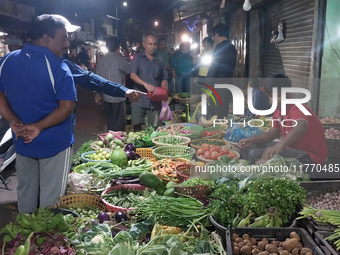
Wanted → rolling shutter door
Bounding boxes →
[262,0,315,89]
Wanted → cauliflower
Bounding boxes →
[91,235,104,244]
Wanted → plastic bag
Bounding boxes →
[242,126,263,139]
[159,101,173,121]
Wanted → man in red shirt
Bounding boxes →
[239,74,328,164]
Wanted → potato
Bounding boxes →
[300,248,312,255]
[271,241,280,247]
[269,253,277,255]
[244,240,252,244]
[236,238,244,244]
[258,241,266,251]
[292,248,301,255]
[258,252,269,255]
[282,239,301,252]
[252,249,260,255]
[243,234,250,240]
[262,238,269,246]
[233,246,240,255]
[240,246,251,255]
[238,242,246,249]
[265,244,278,254]
[250,237,257,245]
[233,234,240,241]
[305,253,312,255]
[277,247,284,252]
[279,250,290,255]
[253,246,258,249]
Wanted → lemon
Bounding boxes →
[102,151,107,155]
[105,154,110,160]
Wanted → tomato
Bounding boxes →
[222,146,230,155]
[229,152,237,159]
[197,149,204,156]
[203,151,211,159]
[202,144,209,150]
[209,144,215,149]
[214,145,222,151]
[211,151,219,160]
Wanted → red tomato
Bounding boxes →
[229,152,237,159]
[197,149,204,156]
[202,144,209,150]
[209,144,215,149]
[211,151,219,160]
[204,151,211,159]
[222,146,230,155]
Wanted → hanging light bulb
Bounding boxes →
[243,0,252,11]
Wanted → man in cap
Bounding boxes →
[5,37,23,52]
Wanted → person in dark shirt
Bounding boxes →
[207,23,237,118]
[130,32,168,132]
[78,47,91,69]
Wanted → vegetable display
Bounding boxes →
[157,124,186,135]
[325,128,340,140]
[132,192,210,227]
[201,129,224,138]
[196,143,238,160]
[231,232,311,255]
[84,150,111,161]
[209,179,306,228]
[157,136,185,144]
[72,140,94,167]
[305,191,340,210]
[151,158,190,183]
[102,188,147,208]
[178,178,216,187]
[320,116,340,124]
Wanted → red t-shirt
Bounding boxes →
[272,105,328,164]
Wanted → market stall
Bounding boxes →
[0,114,337,255]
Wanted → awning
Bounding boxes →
[173,0,221,22]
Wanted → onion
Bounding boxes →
[115,211,128,223]
[90,219,99,226]
[125,143,136,152]
[125,150,136,160]
[97,212,110,223]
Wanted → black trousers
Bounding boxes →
[104,101,126,131]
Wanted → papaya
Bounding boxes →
[163,188,175,197]
[139,171,162,188]
[166,181,176,189]
[156,184,166,195]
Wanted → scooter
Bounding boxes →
[0,115,16,190]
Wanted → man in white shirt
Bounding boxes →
[95,37,131,131]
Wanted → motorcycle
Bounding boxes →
[0,115,16,190]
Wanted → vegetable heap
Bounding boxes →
[209,178,306,228]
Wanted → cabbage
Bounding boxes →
[110,146,128,167]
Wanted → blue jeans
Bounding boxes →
[175,72,191,93]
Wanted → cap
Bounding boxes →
[51,14,81,33]
[5,37,23,46]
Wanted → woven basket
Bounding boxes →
[173,94,200,105]
[190,139,228,151]
[56,194,106,211]
[152,145,196,160]
[178,125,203,140]
[136,148,156,161]
[81,151,111,163]
[174,185,211,199]
[196,151,240,164]
[222,139,241,153]
[201,126,226,139]
[152,135,190,148]
[101,184,147,213]
[175,164,202,183]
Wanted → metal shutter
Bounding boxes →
[262,0,315,90]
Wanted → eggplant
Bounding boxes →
[111,179,119,186]
[115,211,128,223]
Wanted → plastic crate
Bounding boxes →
[299,181,340,234]
[226,228,324,255]
[326,139,340,159]
[315,231,338,255]
[210,215,298,248]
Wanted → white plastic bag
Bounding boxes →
[159,101,173,121]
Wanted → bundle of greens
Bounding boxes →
[209,178,306,228]
[72,140,95,167]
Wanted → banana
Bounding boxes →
[265,216,275,227]
[237,213,254,228]
[233,213,241,228]
[249,215,270,227]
